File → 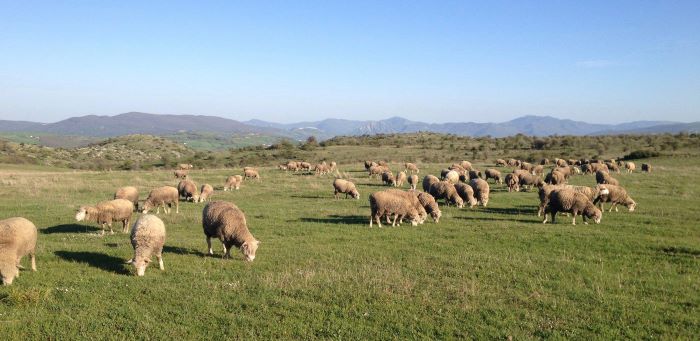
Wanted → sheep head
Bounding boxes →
[1,263,19,285]
[241,239,260,262]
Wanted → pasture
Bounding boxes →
[0,156,699,339]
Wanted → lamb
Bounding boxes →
[444,170,460,184]
[395,171,407,187]
[0,217,37,285]
[114,186,139,211]
[141,186,179,214]
[224,175,243,191]
[505,173,519,192]
[454,182,478,208]
[368,191,421,227]
[416,191,442,223]
[199,184,214,203]
[405,162,419,174]
[178,163,193,170]
[202,201,260,261]
[518,173,544,191]
[177,179,200,202]
[625,161,636,173]
[429,181,464,208]
[642,163,652,172]
[469,178,490,207]
[126,214,165,276]
[174,170,188,179]
[422,175,440,192]
[407,174,419,190]
[542,188,602,225]
[595,170,619,186]
[594,184,636,212]
[484,169,502,184]
[244,169,261,180]
[381,171,396,186]
[76,199,134,235]
[333,179,360,199]
[495,159,507,167]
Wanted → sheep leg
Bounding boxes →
[175,200,179,214]
[156,204,162,214]
[29,253,36,271]
[207,237,214,255]
[369,216,373,227]
[571,212,577,225]
[157,254,164,270]
[100,223,107,236]
[392,215,398,227]
[108,222,114,235]
[376,215,382,228]
[551,211,557,224]
[609,203,616,212]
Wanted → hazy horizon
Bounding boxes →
[1,1,698,124]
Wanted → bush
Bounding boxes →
[623,150,661,160]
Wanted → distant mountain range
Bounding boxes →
[0,112,697,145]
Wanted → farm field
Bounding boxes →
[1,156,699,339]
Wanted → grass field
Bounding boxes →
[0,156,699,339]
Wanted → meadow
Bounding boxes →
[0,155,698,339]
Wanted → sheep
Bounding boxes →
[605,162,621,174]
[314,163,331,175]
[405,162,419,174]
[545,170,567,185]
[468,170,483,180]
[518,173,544,191]
[422,175,440,192]
[507,159,519,167]
[199,184,214,203]
[429,181,464,208]
[114,186,139,211]
[440,169,452,180]
[329,161,337,172]
[126,214,165,277]
[364,160,376,170]
[459,160,473,171]
[495,159,507,167]
[625,162,636,173]
[454,182,478,208]
[286,161,299,172]
[177,179,200,202]
[520,162,534,173]
[244,169,261,180]
[532,165,545,176]
[368,191,421,227]
[377,160,389,167]
[407,174,419,190]
[590,163,609,173]
[381,171,396,186]
[536,184,598,217]
[642,163,652,172]
[554,166,574,178]
[581,164,593,174]
[542,188,602,225]
[595,170,619,186]
[505,173,519,192]
[202,201,260,261]
[385,189,428,224]
[567,159,578,166]
[76,199,134,235]
[299,162,312,172]
[0,217,37,285]
[416,191,442,223]
[224,175,242,191]
[174,170,188,179]
[469,178,490,207]
[178,163,193,170]
[444,170,460,184]
[395,171,407,187]
[333,179,360,199]
[555,158,567,167]
[369,165,389,178]
[540,158,550,165]
[484,169,503,184]
[141,186,179,214]
[594,184,636,212]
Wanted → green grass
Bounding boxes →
[0,156,698,339]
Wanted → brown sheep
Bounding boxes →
[484,168,503,184]
[416,191,442,223]
[405,163,419,174]
[199,184,214,203]
[142,186,179,214]
[407,174,419,190]
[381,171,396,186]
[454,182,478,208]
[0,217,37,285]
[594,184,636,212]
[470,178,490,207]
[333,179,360,199]
[178,180,200,202]
[114,186,139,211]
[595,170,619,186]
[369,191,421,227]
[395,171,408,187]
[244,169,261,180]
[429,181,464,208]
[224,175,242,191]
[495,159,507,167]
[625,162,636,173]
[543,188,602,225]
[505,173,519,192]
[202,201,260,261]
[174,170,189,179]
[422,175,440,192]
[76,199,134,235]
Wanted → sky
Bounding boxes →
[1,1,699,124]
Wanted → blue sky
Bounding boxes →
[1,1,698,123]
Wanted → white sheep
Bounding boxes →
[0,217,37,285]
[141,186,179,214]
[114,186,139,211]
[202,201,260,261]
[199,184,214,203]
[126,214,166,276]
[76,199,134,235]
[543,188,602,225]
[333,179,360,199]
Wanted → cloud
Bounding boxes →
[575,60,616,68]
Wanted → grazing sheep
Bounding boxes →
[405,163,419,174]
[314,163,331,176]
[440,169,452,180]
[377,160,389,167]
[581,164,593,174]
[495,159,507,167]
[459,160,473,171]
[642,163,652,172]
[554,166,574,178]
[407,174,419,190]
[364,160,376,170]
[126,214,165,277]
[454,182,478,208]
[396,171,407,187]
[468,170,483,180]
[520,162,534,173]
[286,161,299,172]
[368,191,421,227]
[543,188,602,225]
[76,199,134,235]
[174,170,189,179]
[507,159,519,167]
[444,170,460,184]
[422,175,440,192]
[625,162,636,173]
[595,170,619,186]
[333,179,360,199]
[381,171,396,186]
[178,163,193,170]
[537,184,598,217]
[199,184,214,203]
[329,161,337,172]
[141,186,179,214]
[555,158,567,167]
[594,184,636,212]
[0,217,37,285]
[244,169,261,180]
[177,180,200,202]
[114,186,139,211]
[416,191,442,223]
[202,201,260,261]
[567,159,577,166]
[469,178,490,207]
[505,173,519,192]
[605,162,621,174]
[540,158,550,165]
[369,165,389,178]
[545,170,567,185]
[590,163,609,173]
[484,169,502,184]
[533,165,545,176]
[518,173,544,191]
[224,175,242,191]
[386,189,428,224]
[429,181,464,208]
[299,162,312,172]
